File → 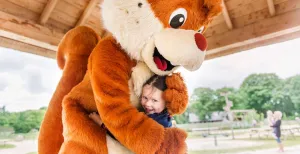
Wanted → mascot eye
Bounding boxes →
[198,26,205,33]
[169,8,187,28]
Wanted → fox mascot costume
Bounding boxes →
[38,0,222,153]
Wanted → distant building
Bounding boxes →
[188,113,201,123]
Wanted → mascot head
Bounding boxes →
[101,0,222,75]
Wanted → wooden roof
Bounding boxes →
[1,0,300,60]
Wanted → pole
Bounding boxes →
[214,135,218,146]
[231,122,235,140]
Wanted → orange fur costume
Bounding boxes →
[38,0,222,153]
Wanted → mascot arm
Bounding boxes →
[59,74,109,154]
[88,37,187,154]
[164,73,189,116]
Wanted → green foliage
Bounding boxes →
[189,73,300,121]
[190,87,250,121]
[245,111,260,122]
[284,75,300,111]
[240,73,281,114]
[39,107,48,110]
[0,109,46,133]
[190,88,219,120]
[173,113,189,124]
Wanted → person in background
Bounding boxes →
[271,111,284,152]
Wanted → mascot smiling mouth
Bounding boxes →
[153,47,176,71]
[142,29,207,76]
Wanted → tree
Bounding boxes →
[284,75,300,111]
[215,87,249,110]
[190,88,219,120]
[240,73,282,114]
[12,109,46,133]
[39,106,48,110]
[173,113,189,124]
[271,84,295,116]
[0,113,9,126]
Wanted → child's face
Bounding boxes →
[141,84,166,115]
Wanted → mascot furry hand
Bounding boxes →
[38,0,222,154]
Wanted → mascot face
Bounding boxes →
[101,0,221,75]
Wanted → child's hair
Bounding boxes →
[267,110,273,116]
[274,111,283,120]
[144,75,167,91]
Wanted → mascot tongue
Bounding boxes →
[154,57,167,71]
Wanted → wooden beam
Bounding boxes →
[0,30,57,51]
[39,0,59,25]
[0,36,56,59]
[267,0,276,16]
[221,0,233,30]
[206,30,300,60]
[206,8,300,59]
[76,0,99,26]
[0,11,64,46]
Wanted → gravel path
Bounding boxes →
[0,140,37,154]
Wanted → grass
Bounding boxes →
[0,144,15,149]
[188,137,300,154]
[22,132,39,140]
[0,132,39,140]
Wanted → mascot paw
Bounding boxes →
[156,128,187,154]
[163,73,188,115]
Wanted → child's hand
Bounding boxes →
[89,112,103,126]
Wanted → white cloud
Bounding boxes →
[0,48,62,112]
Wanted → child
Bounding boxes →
[271,111,284,152]
[89,75,173,135]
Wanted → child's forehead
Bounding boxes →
[143,85,162,96]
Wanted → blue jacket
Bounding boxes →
[148,109,172,128]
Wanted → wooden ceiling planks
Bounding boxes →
[206,8,300,58]
[207,0,288,29]
[0,0,40,21]
[0,0,300,60]
[6,0,46,14]
[0,11,64,46]
[204,0,296,39]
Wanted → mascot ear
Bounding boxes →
[203,0,223,19]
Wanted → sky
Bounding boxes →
[0,38,300,112]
